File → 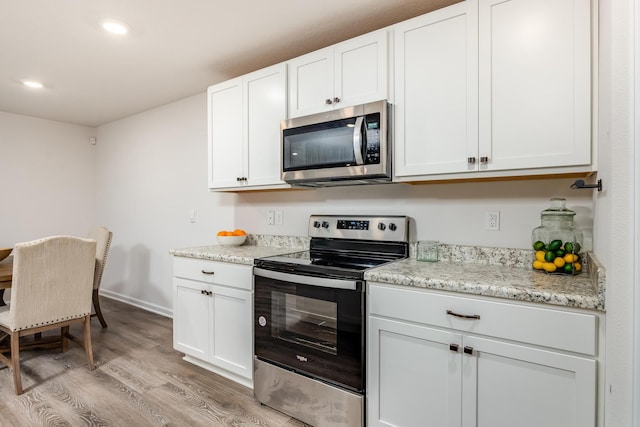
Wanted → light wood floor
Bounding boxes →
[0,298,308,427]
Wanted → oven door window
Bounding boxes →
[273,292,337,355]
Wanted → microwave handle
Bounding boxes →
[353,116,365,165]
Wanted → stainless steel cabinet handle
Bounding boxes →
[480,156,489,164]
[449,343,459,352]
[463,346,474,355]
[467,157,476,164]
[201,270,215,275]
[446,310,480,320]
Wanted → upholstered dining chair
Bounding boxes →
[0,235,97,395]
[88,226,112,328]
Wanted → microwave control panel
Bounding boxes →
[365,115,381,164]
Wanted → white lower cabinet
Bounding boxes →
[368,284,599,427]
[173,257,253,388]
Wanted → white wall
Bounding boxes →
[596,0,636,425]
[94,93,235,315]
[0,111,96,245]
[236,180,593,249]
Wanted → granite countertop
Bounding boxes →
[169,234,310,265]
[170,236,606,312]
[365,255,604,311]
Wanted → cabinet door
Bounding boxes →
[208,77,245,188]
[394,1,478,178]
[462,335,596,427]
[334,30,389,109]
[478,0,591,171]
[368,316,463,427]
[210,285,253,380]
[244,63,288,187]
[288,47,334,118]
[173,278,211,360]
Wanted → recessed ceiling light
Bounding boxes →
[23,81,43,89]
[102,20,129,35]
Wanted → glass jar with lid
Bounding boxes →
[531,198,584,275]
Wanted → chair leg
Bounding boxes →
[83,316,95,370]
[61,326,69,352]
[92,289,108,328]
[10,333,22,395]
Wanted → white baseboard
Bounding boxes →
[99,289,173,319]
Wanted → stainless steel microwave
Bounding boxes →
[281,100,391,187]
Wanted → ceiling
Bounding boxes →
[0,0,458,127]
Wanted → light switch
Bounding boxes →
[189,209,196,223]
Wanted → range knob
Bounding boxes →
[389,223,397,231]
[378,223,386,231]
[313,220,321,228]
[321,221,330,229]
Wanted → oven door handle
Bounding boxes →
[253,267,359,291]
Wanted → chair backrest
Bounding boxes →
[9,236,96,331]
[88,226,112,291]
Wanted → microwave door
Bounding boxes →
[352,116,365,166]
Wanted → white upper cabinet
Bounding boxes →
[208,63,289,190]
[394,0,593,181]
[394,1,478,177]
[208,77,243,189]
[288,30,389,118]
[478,0,592,171]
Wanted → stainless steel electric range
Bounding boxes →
[253,215,410,427]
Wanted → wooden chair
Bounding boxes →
[88,226,112,328]
[0,236,97,395]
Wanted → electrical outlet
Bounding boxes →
[485,211,500,231]
[266,210,275,225]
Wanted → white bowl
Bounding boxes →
[217,235,247,246]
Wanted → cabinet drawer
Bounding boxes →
[368,284,597,356]
[173,257,252,290]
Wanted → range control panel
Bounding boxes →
[309,215,409,242]
[337,219,370,230]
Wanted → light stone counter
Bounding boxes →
[170,237,605,312]
[169,234,310,265]
[365,246,605,312]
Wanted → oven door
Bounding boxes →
[253,267,365,393]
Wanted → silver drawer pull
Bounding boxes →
[201,270,215,275]
[446,310,480,320]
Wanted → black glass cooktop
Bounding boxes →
[254,244,407,280]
